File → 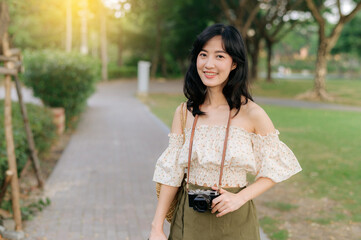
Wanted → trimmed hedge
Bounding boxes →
[0,101,56,184]
[22,50,100,126]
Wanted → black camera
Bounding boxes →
[188,189,220,213]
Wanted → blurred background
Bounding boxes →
[3,0,361,85]
[0,0,360,239]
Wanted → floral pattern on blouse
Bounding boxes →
[153,125,302,187]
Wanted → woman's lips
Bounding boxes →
[204,72,217,79]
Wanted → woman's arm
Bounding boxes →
[211,177,276,217]
[241,103,278,200]
[151,185,179,232]
[150,104,184,238]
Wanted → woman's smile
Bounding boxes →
[196,35,236,87]
[204,71,218,78]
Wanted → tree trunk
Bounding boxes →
[100,0,108,81]
[151,18,161,79]
[65,0,72,52]
[248,37,261,82]
[80,11,88,54]
[265,39,273,82]
[177,59,187,75]
[314,40,328,97]
[117,26,123,67]
[161,55,168,78]
[0,1,10,51]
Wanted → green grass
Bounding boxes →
[260,216,289,240]
[252,78,361,107]
[141,93,361,225]
[262,105,361,216]
[265,202,299,212]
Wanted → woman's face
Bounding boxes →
[196,35,236,89]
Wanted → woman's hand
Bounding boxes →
[210,186,248,217]
[149,229,167,240]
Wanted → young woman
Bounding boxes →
[149,23,302,240]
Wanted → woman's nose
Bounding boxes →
[205,57,215,68]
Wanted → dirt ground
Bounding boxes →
[19,131,72,201]
[0,131,72,233]
[255,181,361,240]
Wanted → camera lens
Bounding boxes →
[193,195,210,212]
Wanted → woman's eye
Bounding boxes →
[217,55,225,59]
[199,53,207,57]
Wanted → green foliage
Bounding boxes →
[123,0,221,76]
[21,197,51,220]
[9,0,66,49]
[332,13,361,57]
[1,197,51,221]
[22,50,100,126]
[0,101,56,184]
[108,62,137,79]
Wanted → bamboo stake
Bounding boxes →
[0,170,13,204]
[2,32,22,231]
[0,55,18,61]
[0,66,17,75]
[13,74,44,188]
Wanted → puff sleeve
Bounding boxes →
[251,130,302,183]
[153,133,185,187]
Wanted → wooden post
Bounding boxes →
[2,32,22,231]
[0,170,13,204]
[14,75,44,188]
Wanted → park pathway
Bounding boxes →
[23,80,270,240]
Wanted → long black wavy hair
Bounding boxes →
[183,23,253,117]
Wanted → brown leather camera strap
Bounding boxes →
[186,109,232,192]
[219,110,232,191]
[186,114,199,191]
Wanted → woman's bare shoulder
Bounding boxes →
[171,102,186,134]
[243,100,276,135]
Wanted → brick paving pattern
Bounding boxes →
[24,81,171,239]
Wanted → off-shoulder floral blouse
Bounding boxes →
[153,125,302,187]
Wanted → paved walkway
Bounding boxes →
[24,81,170,239]
[24,80,269,240]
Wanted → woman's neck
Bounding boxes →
[203,87,228,108]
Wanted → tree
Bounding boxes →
[303,0,361,100]
[0,0,10,45]
[99,0,108,81]
[332,12,361,57]
[255,0,306,82]
[218,0,261,80]
[66,0,72,52]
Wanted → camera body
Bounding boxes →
[188,189,220,213]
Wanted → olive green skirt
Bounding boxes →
[169,180,261,240]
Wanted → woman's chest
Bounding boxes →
[179,125,255,166]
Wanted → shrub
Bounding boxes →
[22,50,100,126]
[0,101,57,184]
[108,62,137,79]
